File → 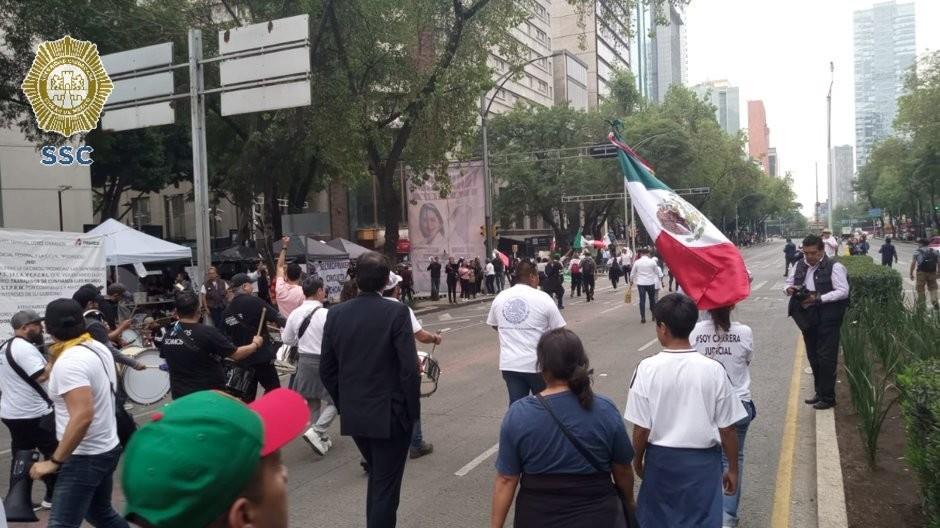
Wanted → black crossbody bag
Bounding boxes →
[78,344,137,446]
[535,394,638,528]
[286,308,319,365]
[3,338,55,432]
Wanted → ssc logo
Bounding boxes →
[20,36,113,137]
[502,297,529,324]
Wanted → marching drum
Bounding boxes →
[417,350,441,398]
[121,328,143,347]
[120,346,171,405]
[223,360,256,400]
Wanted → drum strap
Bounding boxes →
[4,338,52,408]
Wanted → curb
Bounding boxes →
[815,408,849,528]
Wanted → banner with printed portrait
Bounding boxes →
[408,162,486,294]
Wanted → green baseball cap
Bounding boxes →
[122,389,308,527]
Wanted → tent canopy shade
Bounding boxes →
[85,219,192,266]
[327,238,371,259]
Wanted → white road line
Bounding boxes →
[455,442,500,476]
[439,313,453,321]
[752,280,767,291]
[600,304,623,314]
[638,338,658,352]
[439,327,451,333]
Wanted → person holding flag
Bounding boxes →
[608,127,750,311]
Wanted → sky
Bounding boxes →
[684,0,939,213]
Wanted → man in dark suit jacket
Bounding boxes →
[320,251,420,528]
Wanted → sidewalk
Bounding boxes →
[411,293,495,316]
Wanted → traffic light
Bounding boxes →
[480,225,486,237]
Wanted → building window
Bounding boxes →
[130,197,151,226]
[167,194,186,239]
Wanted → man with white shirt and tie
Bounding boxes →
[630,248,664,324]
[785,234,850,410]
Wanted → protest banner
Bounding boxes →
[0,229,105,338]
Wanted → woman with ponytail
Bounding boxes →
[490,328,635,528]
[688,304,756,528]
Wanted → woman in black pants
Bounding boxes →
[445,257,459,304]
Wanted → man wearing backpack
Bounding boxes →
[910,239,939,310]
[580,252,597,302]
[568,254,582,298]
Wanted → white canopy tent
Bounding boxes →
[86,219,193,266]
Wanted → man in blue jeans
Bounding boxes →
[630,248,664,324]
[31,299,128,528]
[487,261,566,405]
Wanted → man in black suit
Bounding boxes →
[320,252,420,528]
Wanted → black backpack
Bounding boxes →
[918,248,938,272]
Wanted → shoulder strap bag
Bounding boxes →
[4,338,55,432]
[535,393,637,528]
[286,307,319,365]
[78,344,137,446]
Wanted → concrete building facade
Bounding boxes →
[768,147,778,178]
[853,1,916,170]
[747,100,770,173]
[550,0,632,109]
[647,5,688,103]
[486,0,555,115]
[552,50,589,111]
[832,145,856,208]
[693,80,740,136]
[0,127,94,232]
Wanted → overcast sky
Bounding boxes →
[684,0,939,213]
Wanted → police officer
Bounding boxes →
[222,273,286,402]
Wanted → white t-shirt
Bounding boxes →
[281,300,327,355]
[485,263,495,276]
[49,340,120,455]
[823,236,839,258]
[689,320,754,402]
[630,256,662,286]
[382,296,422,333]
[486,284,566,373]
[0,338,50,419]
[624,350,747,448]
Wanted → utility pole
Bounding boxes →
[189,29,211,284]
[827,61,834,232]
[815,162,819,224]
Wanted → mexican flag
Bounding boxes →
[609,131,750,310]
[572,228,583,250]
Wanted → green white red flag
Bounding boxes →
[608,131,750,309]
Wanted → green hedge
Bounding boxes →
[837,255,903,307]
[897,360,940,526]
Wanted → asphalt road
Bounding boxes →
[0,241,815,527]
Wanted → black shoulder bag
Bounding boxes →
[4,338,55,432]
[78,344,137,447]
[535,394,638,528]
[286,307,319,365]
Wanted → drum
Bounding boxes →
[121,328,143,347]
[223,361,256,400]
[417,351,441,398]
[120,346,170,405]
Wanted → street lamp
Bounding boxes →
[56,185,72,231]
[480,52,563,257]
[826,61,834,233]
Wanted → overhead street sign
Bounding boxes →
[100,42,175,131]
[218,14,311,116]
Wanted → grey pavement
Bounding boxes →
[0,241,819,527]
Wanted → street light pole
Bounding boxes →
[56,185,72,231]
[480,52,563,258]
[827,61,834,232]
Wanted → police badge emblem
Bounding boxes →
[20,36,113,137]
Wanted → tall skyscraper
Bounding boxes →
[692,80,740,136]
[768,148,779,178]
[748,100,770,173]
[550,0,632,109]
[853,1,916,170]
[486,0,554,115]
[832,145,856,208]
[648,4,688,103]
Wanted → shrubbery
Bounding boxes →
[897,360,940,527]
[838,254,939,524]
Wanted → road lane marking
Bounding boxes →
[637,338,657,352]
[752,280,767,291]
[439,313,453,321]
[600,304,623,314]
[455,442,500,476]
[439,328,451,333]
[771,337,805,528]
